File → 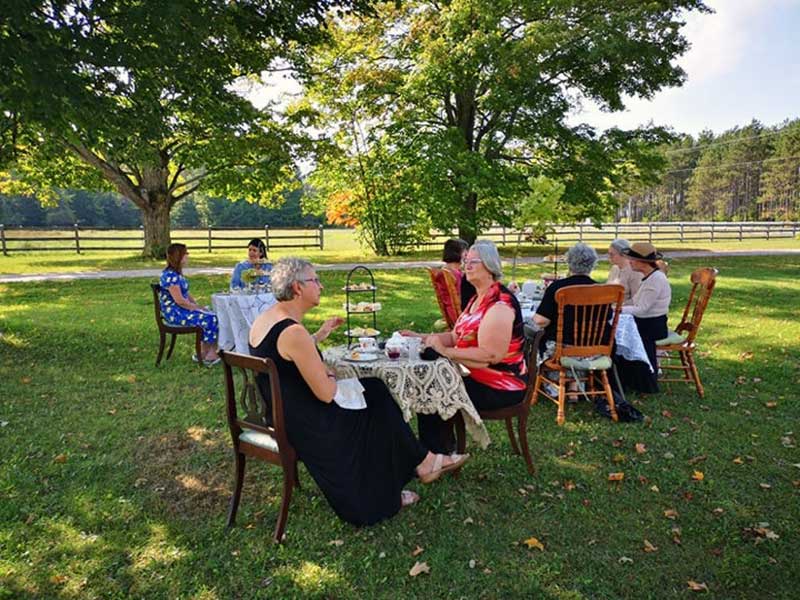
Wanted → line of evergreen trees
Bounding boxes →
[0,187,322,228]
[620,118,800,221]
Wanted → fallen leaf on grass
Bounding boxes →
[53,453,67,464]
[463,517,474,525]
[21,377,32,384]
[661,410,672,418]
[687,580,709,592]
[608,472,625,482]
[329,539,344,546]
[663,509,679,520]
[753,377,762,383]
[692,471,705,481]
[409,561,430,577]
[650,485,660,493]
[688,454,707,465]
[733,457,744,465]
[739,351,754,360]
[50,575,67,585]
[759,483,772,490]
[523,537,545,551]
[635,443,647,454]
[765,402,778,408]
[612,453,626,464]
[411,545,424,557]
[563,480,576,491]
[712,508,725,516]
[469,559,477,569]
[618,556,633,564]
[643,539,658,553]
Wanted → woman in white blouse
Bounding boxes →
[606,239,642,302]
[616,242,672,393]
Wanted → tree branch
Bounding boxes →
[64,140,144,206]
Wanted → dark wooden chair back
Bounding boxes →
[150,283,202,366]
[220,350,299,542]
[675,268,717,344]
[427,267,461,329]
[553,284,624,361]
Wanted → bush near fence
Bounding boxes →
[1,221,798,255]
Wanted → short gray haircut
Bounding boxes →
[566,242,598,275]
[270,257,314,301]
[609,238,631,254]
[470,239,503,281]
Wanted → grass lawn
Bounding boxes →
[1,256,799,598]
[1,228,799,275]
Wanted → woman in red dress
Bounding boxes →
[406,240,526,453]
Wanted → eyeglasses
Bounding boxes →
[299,277,321,285]
[462,258,483,269]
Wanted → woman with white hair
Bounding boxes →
[404,240,527,453]
[606,238,642,302]
[533,242,604,348]
[248,258,468,526]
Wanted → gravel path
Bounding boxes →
[1,248,799,283]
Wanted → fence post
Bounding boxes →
[739,223,743,241]
[501,226,507,246]
[710,222,715,242]
[207,227,212,253]
[140,226,145,252]
[0,224,6,256]
[74,223,81,254]
[614,222,619,240]
[648,222,653,243]
[264,225,270,252]
[318,224,324,250]
[766,223,770,240]
[680,223,684,243]
[578,223,584,242]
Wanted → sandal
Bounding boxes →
[204,357,221,367]
[401,490,420,507]
[418,453,469,484]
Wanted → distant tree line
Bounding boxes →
[0,188,322,228]
[619,118,800,221]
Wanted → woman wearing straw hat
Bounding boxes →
[616,242,672,393]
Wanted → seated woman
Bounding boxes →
[533,242,603,351]
[248,257,468,526]
[441,238,476,311]
[230,238,272,290]
[606,238,642,302]
[159,243,220,365]
[615,242,672,394]
[405,240,527,454]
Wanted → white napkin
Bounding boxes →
[333,378,367,410]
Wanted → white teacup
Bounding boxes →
[358,337,378,352]
[406,337,421,358]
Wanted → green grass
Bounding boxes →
[1,227,799,275]
[1,256,799,598]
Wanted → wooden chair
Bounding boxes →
[453,326,543,475]
[427,267,461,329]
[150,283,202,367]
[220,350,300,543]
[531,284,624,425]
[656,267,718,398]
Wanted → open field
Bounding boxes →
[1,255,799,598]
[1,227,799,275]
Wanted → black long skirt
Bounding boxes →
[614,315,668,394]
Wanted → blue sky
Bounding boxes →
[573,0,800,136]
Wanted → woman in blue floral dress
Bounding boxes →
[160,243,220,364]
[230,238,272,290]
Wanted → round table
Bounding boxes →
[211,292,277,354]
[323,346,490,448]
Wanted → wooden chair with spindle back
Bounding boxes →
[656,267,718,398]
[531,284,624,425]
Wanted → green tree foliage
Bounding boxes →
[0,0,370,257]
[759,119,800,220]
[299,0,705,247]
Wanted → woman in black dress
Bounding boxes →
[249,258,468,526]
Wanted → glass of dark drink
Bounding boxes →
[386,348,401,360]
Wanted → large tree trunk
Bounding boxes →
[139,198,172,259]
[458,191,479,245]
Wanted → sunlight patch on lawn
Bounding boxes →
[131,524,189,572]
[0,330,29,348]
[277,561,343,595]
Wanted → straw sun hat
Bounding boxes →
[621,242,663,264]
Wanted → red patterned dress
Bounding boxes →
[454,281,527,395]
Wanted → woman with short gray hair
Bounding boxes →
[247,257,468,526]
[606,238,642,301]
[565,242,598,275]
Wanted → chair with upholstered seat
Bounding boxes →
[150,283,203,367]
[656,267,718,398]
[531,284,624,425]
[427,267,461,330]
[453,327,543,475]
[220,350,300,543]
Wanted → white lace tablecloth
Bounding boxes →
[211,292,277,354]
[323,346,490,449]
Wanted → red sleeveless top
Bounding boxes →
[453,281,527,391]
